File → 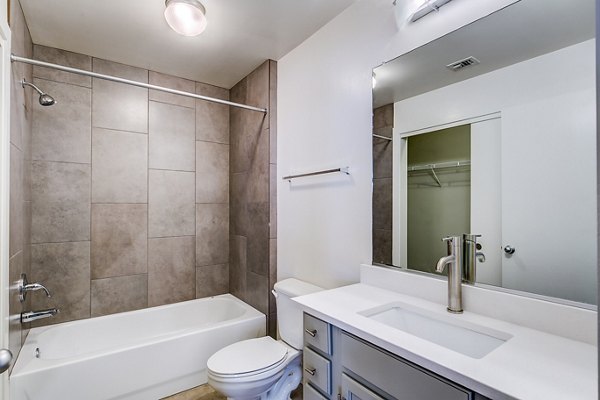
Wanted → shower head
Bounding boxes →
[20,79,56,106]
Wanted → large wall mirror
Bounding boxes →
[372,0,597,306]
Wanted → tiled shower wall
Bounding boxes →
[230,61,278,336]
[28,45,231,327]
[372,104,393,265]
[8,0,34,362]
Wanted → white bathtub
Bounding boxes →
[10,294,265,400]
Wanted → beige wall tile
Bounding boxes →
[91,128,147,203]
[92,59,148,133]
[196,204,229,266]
[196,141,229,204]
[33,45,92,87]
[149,71,195,108]
[30,241,91,326]
[196,83,229,144]
[32,161,90,243]
[91,274,147,317]
[149,170,195,237]
[91,204,147,279]
[32,79,91,163]
[196,264,229,298]
[148,236,195,306]
[149,102,195,172]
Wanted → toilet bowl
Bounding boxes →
[207,279,323,400]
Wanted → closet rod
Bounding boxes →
[10,54,268,113]
[408,160,471,172]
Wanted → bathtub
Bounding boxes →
[10,294,265,400]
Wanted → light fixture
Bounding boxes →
[164,0,207,37]
[393,0,453,27]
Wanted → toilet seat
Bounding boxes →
[207,337,296,379]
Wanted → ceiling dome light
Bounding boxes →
[164,0,207,37]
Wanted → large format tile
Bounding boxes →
[32,79,91,163]
[91,128,147,203]
[373,229,392,265]
[195,141,229,204]
[33,45,92,87]
[373,178,392,230]
[195,83,229,144]
[91,204,147,279]
[247,202,269,276]
[91,274,147,317]
[196,264,228,298]
[10,145,23,257]
[246,272,268,315]
[148,236,195,306]
[30,241,91,326]
[149,101,195,171]
[229,235,247,299]
[149,170,195,237]
[32,161,90,243]
[246,129,269,204]
[196,204,228,266]
[373,104,394,131]
[149,71,195,108]
[373,137,393,179]
[92,58,148,133]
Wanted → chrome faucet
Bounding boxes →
[18,273,51,302]
[21,308,59,323]
[462,234,485,284]
[436,236,463,313]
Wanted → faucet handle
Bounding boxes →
[441,236,454,242]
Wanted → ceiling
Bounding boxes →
[373,0,595,108]
[20,0,355,88]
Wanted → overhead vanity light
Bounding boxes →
[164,0,208,37]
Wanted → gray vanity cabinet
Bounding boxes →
[303,313,484,400]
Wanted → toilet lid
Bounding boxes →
[207,337,288,376]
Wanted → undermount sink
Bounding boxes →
[359,302,512,359]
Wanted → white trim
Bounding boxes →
[0,9,11,400]
[397,112,501,138]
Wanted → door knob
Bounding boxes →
[0,349,13,374]
[503,245,516,255]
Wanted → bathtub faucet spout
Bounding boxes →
[21,308,59,323]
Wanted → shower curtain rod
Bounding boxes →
[10,54,267,113]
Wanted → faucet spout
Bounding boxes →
[435,255,455,273]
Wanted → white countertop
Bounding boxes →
[294,283,597,400]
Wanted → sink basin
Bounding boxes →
[359,303,512,359]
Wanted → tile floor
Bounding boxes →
[164,383,303,400]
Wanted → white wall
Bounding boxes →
[277,0,519,288]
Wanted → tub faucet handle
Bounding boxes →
[18,274,51,302]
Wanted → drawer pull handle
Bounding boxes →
[305,329,317,337]
[304,367,316,376]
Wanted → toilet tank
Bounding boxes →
[273,278,323,349]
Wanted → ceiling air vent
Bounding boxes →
[446,56,481,71]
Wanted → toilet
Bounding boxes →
[207,278,323,400]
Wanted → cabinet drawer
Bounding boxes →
[341,332,472,400]
[304,383,329,400]
[341,374,386,400]
[304,313,331,355]
[303,347,331,395]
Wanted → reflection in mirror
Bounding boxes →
[372,0,597,305]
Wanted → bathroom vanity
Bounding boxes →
[296,266,597,400]
[303,313,489,400]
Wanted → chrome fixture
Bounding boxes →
[503,245,516,255]
[0,349,12,374]
[21,308,59,323]
[463,234,485,284]
[11,55,266,113]
[164,0,207,37]
[20,79,56,106]
[283,167,350,182]
[18,273,51,302]
[436,236,463,313]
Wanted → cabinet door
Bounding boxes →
[341,374,386,400]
